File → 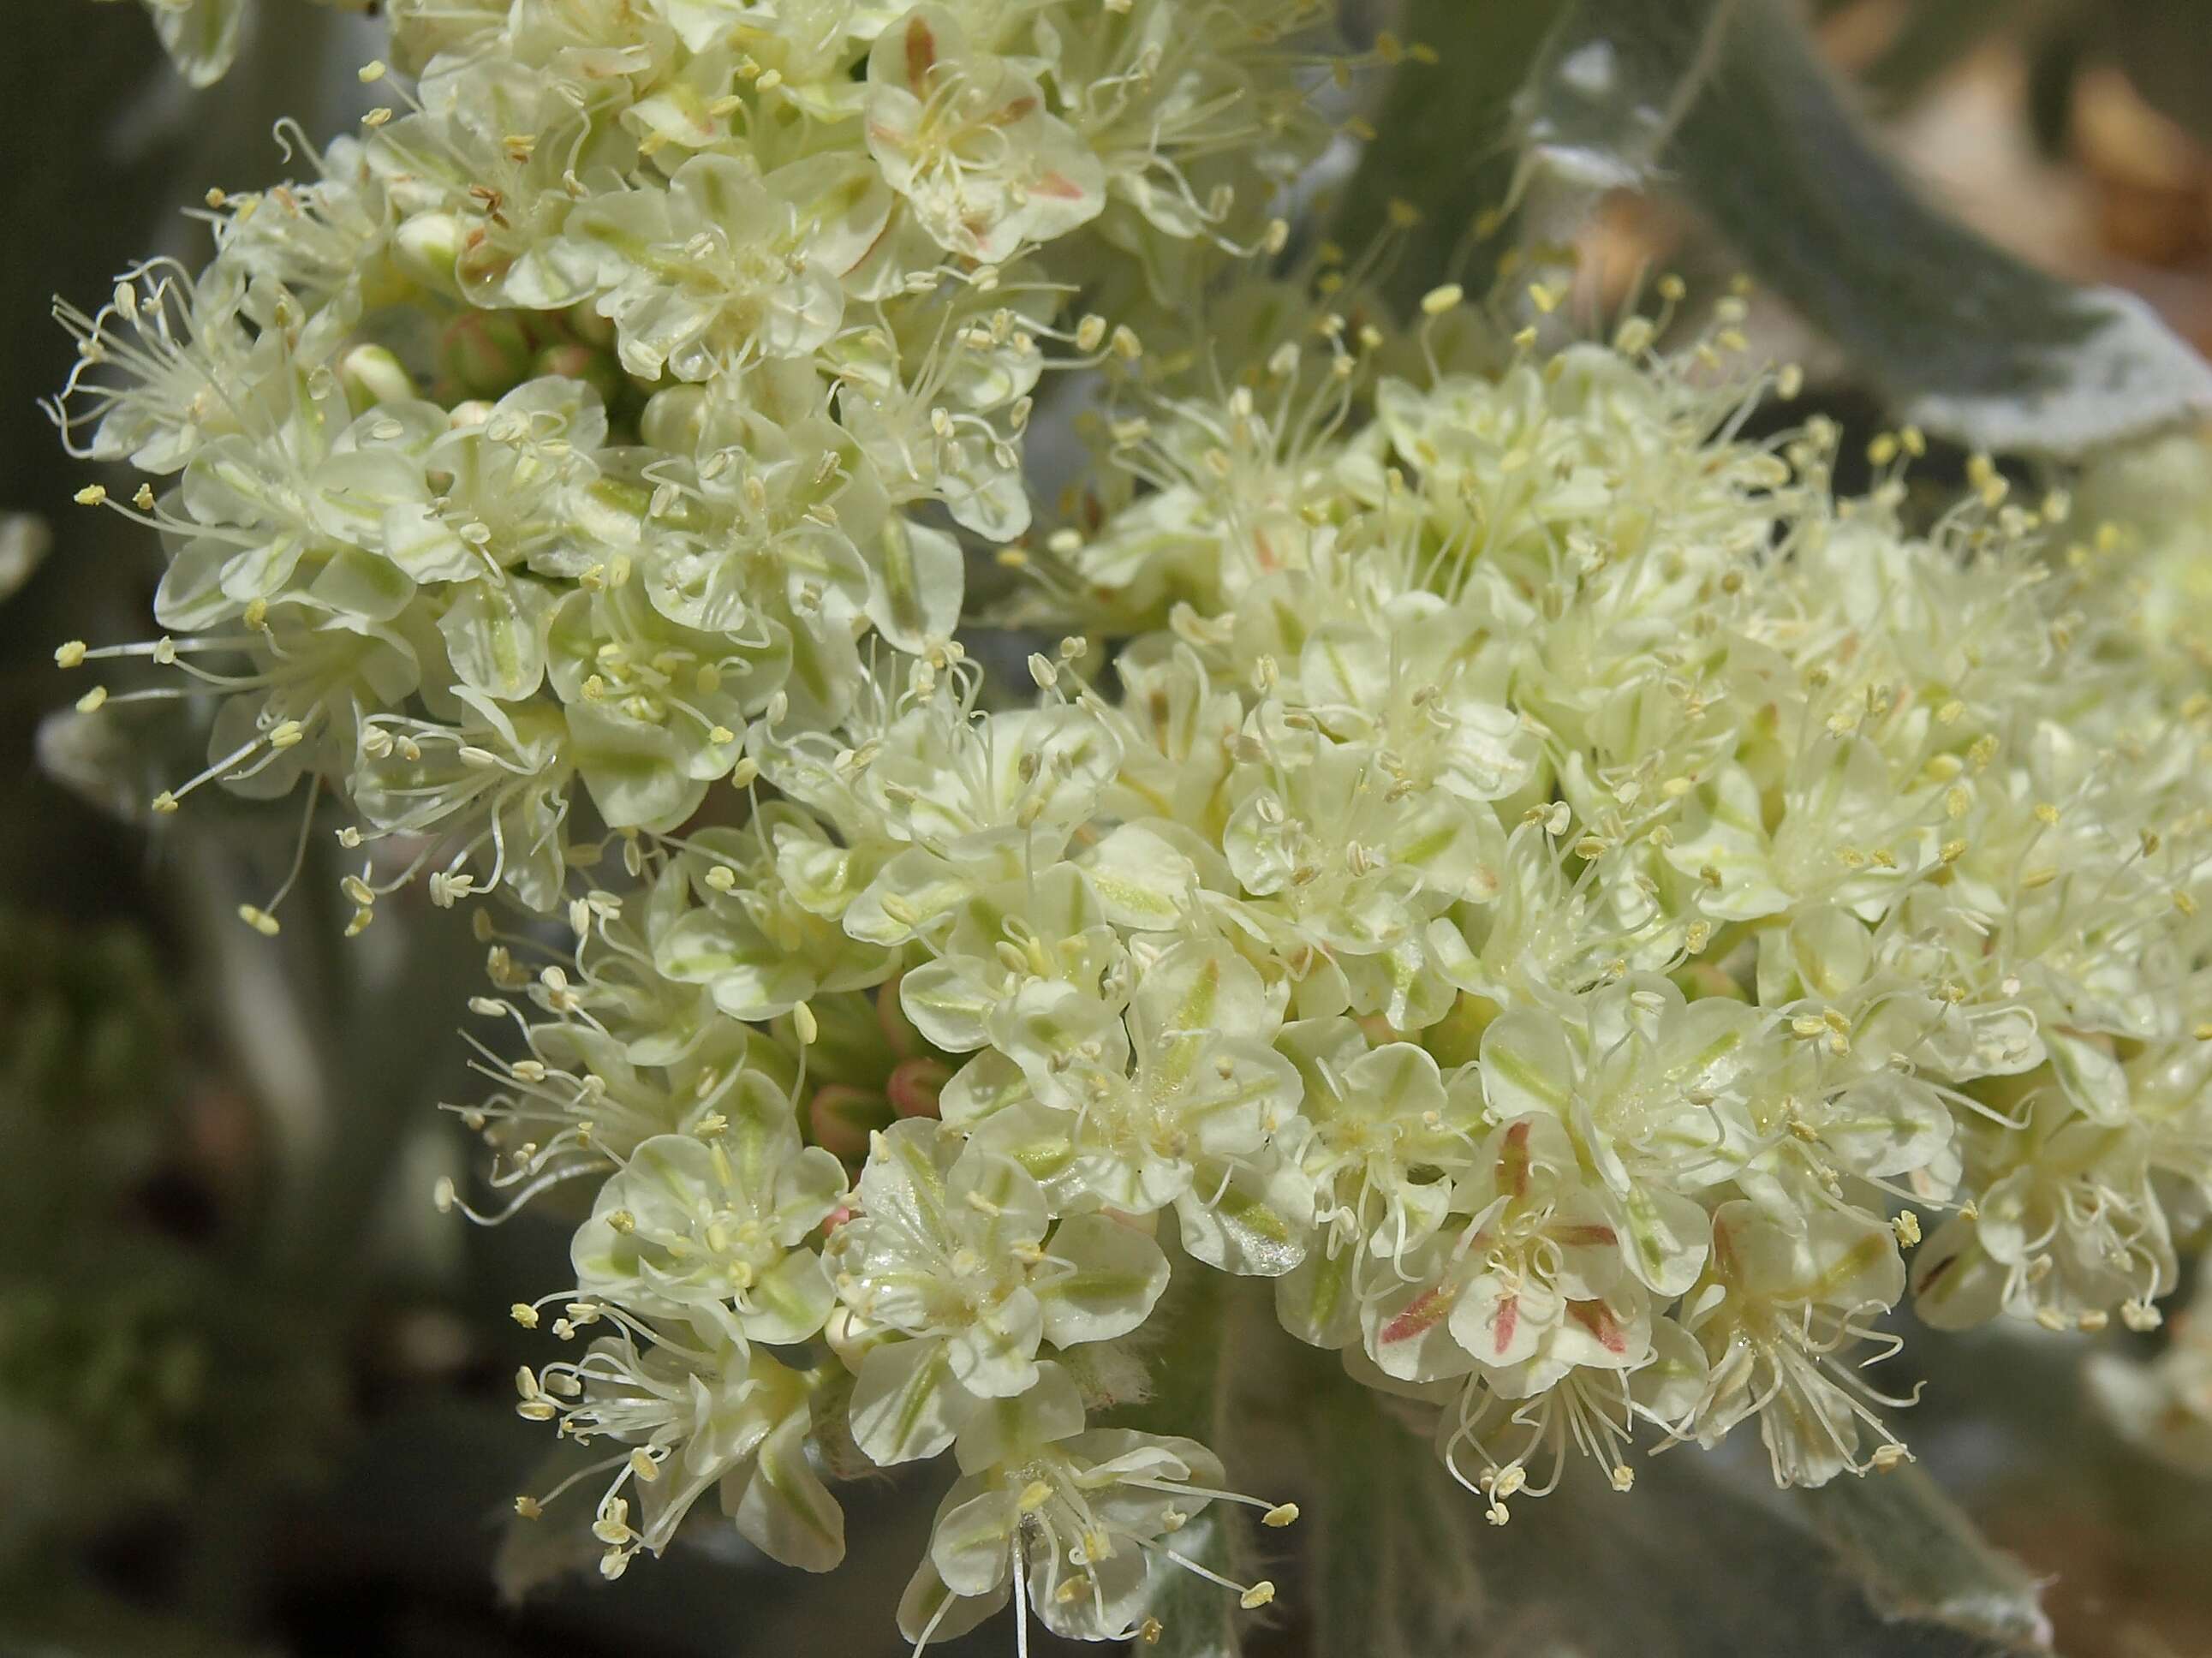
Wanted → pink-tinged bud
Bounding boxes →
[876,970,924,1059]
[438,310,535,399]
[885,1057,951,1120]
[809,1085,892,1160]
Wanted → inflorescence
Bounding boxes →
[50,1,2212,1649]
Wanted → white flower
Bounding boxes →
[59,15,2212,1634]
[526,1321,844,1574]
[1680,1201,1909,1486]
[1912,1095,2175,1333]
[1283,1027,1479,1266]
[569,1103,848,1345]
[896,1363,1290,1647]
[957,940,1312,1275]
[863,8,1106,262]
[1477,976,1762,1296]
[1364,1113,1649,1393]
[652,814,900,1021]
[565,152,890,381]
[830,1121,1169,1464]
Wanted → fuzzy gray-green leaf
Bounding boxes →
[1514,0,2212,455]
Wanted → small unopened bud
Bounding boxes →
[809,1085,894,1160]
[392,211,463,289]
[337,343,419,412]
[439,310,537,399]
[885,1057,951,1121]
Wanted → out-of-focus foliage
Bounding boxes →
[1362,0,2212,454]
[92,0,374,89]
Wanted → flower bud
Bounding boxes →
[534,342,624,407]
[808,1085,893,1161]
[885,1057,951,1121]
[566,301,618,351]
[391,211,464,294]
[875,969,924,1058]
[822,1303,885,1376]
[337,343,420,414]
[1422,991,1503,1068]
[439,310,537,400]
[790,993,897,1084]
[1672,962,1750,1004]
[640,384,708,453]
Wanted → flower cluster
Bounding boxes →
[53,0,1324,921]
[440,306,2212,1649]
[51,0,2212,1648]
[1032,319,2212,1476]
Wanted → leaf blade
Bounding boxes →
[1510,0,2212,454]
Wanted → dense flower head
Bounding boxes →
[52,0,2212,1649]
[429,304,2212,1644]
[54,0,1329,927]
